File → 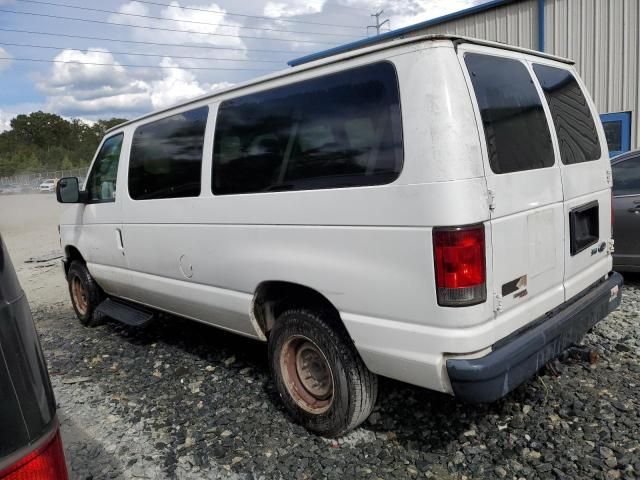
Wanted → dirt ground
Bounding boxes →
[0,193,68,305]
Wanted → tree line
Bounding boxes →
[0,111,127,177]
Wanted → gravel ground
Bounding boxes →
[30,274,639,480]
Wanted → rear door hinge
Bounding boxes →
[493,292,503,313]
[606,170,613,186]
[608,238,615,254]
[488,189,496,212]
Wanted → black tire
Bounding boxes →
[268,309,378,436]
[67,260,104,327]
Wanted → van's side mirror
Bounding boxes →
[56,177,84,203]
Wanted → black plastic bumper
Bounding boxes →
[446,272,624,403]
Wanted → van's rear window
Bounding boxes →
[533,64,601,164]
[465,53,555,174]
[212,62,403,195]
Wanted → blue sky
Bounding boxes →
[0,0,484,130]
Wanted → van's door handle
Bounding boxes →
[115,228,125,253]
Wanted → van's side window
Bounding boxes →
[212,62,403,195]
[465,54,555,174]
[533,64,602,164]
[86,133,123,203]
[129,106,208,200]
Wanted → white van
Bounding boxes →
[57,35,623,436]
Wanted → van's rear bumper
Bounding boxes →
[446,271,624,403]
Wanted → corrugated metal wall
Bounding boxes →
[408,0,538,50]
[408,0,639,150]
[544,0,639,150]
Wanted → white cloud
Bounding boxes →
[0,47,13,72]
[35,48,234,117]
[109,1,248,56]
[148,57,207,109]
[35,48,152,115]
[264,0,325,18]
[41,49,129,90]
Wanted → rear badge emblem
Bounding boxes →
[514,289,528,299]
[591,242,606,255]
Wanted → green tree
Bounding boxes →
[61,154,74,170]
[0,112,128,177]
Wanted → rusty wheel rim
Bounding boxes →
[71,276,88,315]
[280,335,334,414]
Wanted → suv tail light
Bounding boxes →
[0,429,68,480]
[433,225,486,307]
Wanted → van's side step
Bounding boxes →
[95,298,155,327]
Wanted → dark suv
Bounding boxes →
[612,150,640,271]
[0,235,67,479]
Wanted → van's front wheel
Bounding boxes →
[67,261,104,327]
[268,309,377,436]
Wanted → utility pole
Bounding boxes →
[367,9,390,36]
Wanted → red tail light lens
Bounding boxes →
[433,225,486,307]
[0,429,68,480]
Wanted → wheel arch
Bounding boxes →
[63,245,85,277]
[251,281,347,338]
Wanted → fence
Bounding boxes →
[0,168,89,187]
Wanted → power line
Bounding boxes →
[367,9,390,36]
[0,28,313,55]
[0,42,287,64]
[119,0,365,30]
[12,0,360,39]
[0,8,343,45]
[0,56,277,71]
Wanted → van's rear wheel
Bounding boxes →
[67,261,104,327]
[268,309,378,436]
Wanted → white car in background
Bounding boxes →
[39,179,56,192]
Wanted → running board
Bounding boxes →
[95,298,155,327]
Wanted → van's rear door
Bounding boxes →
[530,61,612,299]
[459,46,566,322]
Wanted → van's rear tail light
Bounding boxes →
[0,429,68,480]
[433,225,486,307]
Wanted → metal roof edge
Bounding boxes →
[288,0,519,67]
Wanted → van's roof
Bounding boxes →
[107,34,574,134]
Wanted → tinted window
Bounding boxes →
[86,133,123,202]
[533,64,601,164]
[465,53,554,174]
[212,62,403,195]
[612,157,640,196]
[129,106,208,200]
